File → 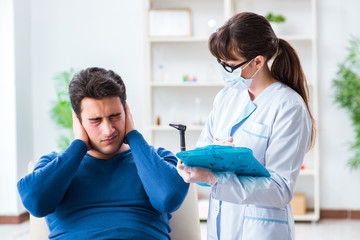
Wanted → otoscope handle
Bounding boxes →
[180,131,186,152]
[169,123,187,152]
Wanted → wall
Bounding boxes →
[0,0,18,215]
[30,0,144,159]
[0,0,144,216]
[3,0,360,217]
[0,0,32,215]
[30,0,360,211]
[318,0,360,209]
[14,0,33,213]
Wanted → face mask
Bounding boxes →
[219,59,260,90]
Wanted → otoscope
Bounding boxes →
[169,123,187,152]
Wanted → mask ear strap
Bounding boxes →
[250,65,262,79]
[243,58,254,69]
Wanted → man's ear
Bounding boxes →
[123,101,128,144]
[75,112,82,124]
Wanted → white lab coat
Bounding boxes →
[197,82,312,240]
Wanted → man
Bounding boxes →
[17,67,189,239]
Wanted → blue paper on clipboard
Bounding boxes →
[176,145,270,178]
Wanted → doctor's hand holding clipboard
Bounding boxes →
[176,12,315,240]
[176,137,234,186]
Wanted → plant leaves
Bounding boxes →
[50,69,75,150]
[333,36,360,169]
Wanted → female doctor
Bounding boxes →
[177,12,315,240]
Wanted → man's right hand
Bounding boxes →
[72,112,91,150]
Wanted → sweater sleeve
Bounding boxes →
[126,130,189,213]
[17,139,87,217]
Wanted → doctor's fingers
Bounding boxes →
[183,168,214,183]
[177,168,193,183]
[176,161,192,172]
[213,138,235,147]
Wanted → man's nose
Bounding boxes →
[101,119,115,135]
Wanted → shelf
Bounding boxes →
[150,82,224,87]
[145,0,319,224]
[281,35,314,41]
[149,125,204,131]
[147,35,313,43]
[147,36,209,43]
[294,211,319,222]
[299,169,316,176]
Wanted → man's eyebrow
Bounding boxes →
[109,113,121,117]
[88,117,103,121]
[88,113,121,121]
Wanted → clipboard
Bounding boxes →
[176,145,270,178]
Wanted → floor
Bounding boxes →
[1,219,360,240]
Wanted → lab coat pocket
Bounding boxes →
[237,121,270,163]
[242,205,289,240]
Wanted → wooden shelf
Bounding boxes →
[147,36,208,43]
[294,211,319,222]
[281,35,314,41]
[150,82,224,87]
[145,0,319,223]
[149,125,204,131]
[147,35,313,43]
[299,169,316,176]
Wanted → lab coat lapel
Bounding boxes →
[229,93,257,137]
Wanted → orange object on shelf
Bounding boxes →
[291,193,306,215]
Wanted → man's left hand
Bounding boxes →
[125,102,135,135]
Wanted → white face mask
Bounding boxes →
[219,59,261,90]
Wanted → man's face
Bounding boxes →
[80,96,126,159]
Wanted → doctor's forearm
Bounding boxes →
[211,173,293,208]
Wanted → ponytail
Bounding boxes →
[271,39,315,149]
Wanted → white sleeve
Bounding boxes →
[211,102,312,208]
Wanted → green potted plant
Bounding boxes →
[333,36,360,169]
[265,12,286,23]
[265,12,286,35]
[50,69,75,150]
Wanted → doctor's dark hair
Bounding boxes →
[69,67,127,118]
[209,12,315,149]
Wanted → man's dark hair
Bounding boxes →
[69,67,127,118]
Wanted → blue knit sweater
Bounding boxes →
[17,130,189,239]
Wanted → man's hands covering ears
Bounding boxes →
[72,112,92,150]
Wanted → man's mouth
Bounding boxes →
[102,135,117,144]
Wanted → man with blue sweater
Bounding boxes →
[17,67,189,239]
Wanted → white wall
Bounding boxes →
[0,0,18,215]
[30,0,144,159]
[14,0,33,213]
[0,0,32,215]
[3,0,360,217]
[318,0,360,209]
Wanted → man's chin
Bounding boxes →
[88,142,124,159]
